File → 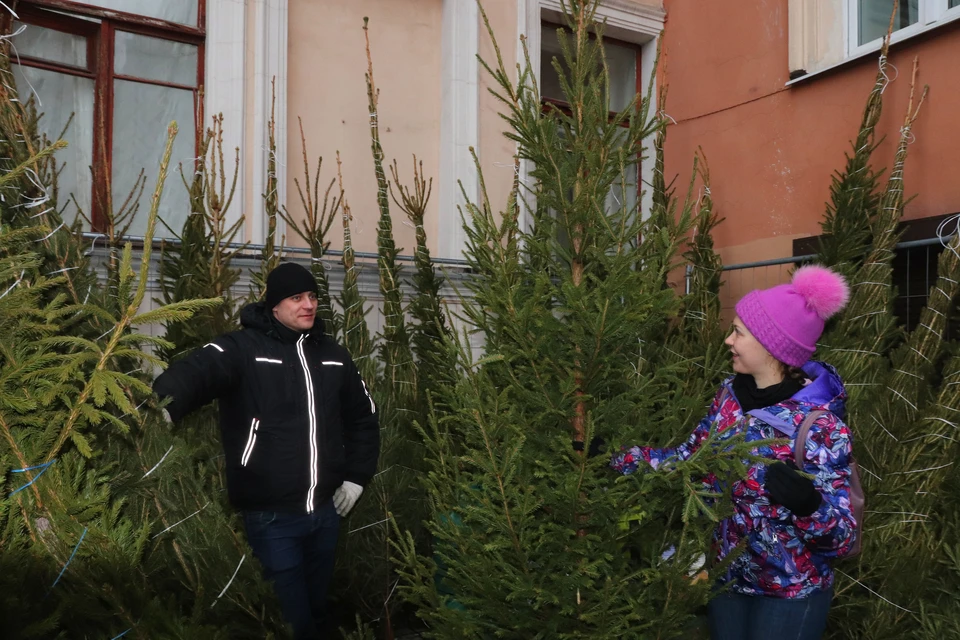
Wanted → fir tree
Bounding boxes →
[808,54,959,640]
[159,112,245,360]
[336,22,429,637]
[0,117,283,638]
[280,118,343,340]
[394,3,758,637]
[816,7,898,279]
[390,156,456,413]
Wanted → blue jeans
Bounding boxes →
[243,500,340,639]
[708,587,832,640]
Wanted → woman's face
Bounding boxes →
[724,316,781,383]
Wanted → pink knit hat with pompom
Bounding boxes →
[734,265,849,367]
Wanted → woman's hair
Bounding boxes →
[780,361,807,382]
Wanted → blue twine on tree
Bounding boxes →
[8,459,56,496]
[47,527,87,596]
[111,630,131,639]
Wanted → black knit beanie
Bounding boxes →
[264,262,318,310]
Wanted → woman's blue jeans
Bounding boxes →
[707,587,833,640]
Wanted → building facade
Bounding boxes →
[660,0,960,322]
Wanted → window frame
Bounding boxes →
[7,0,205,232]
[846,0,960,58]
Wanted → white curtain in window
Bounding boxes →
[114,32,198,85]
[111,80,194,237]
[82,0,199,27]
[12,66,95,226]
[10,22,87,68]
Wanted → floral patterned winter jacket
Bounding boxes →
[611,361,857,599]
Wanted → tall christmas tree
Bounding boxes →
[814,53,960,640]
[394,3,757,637]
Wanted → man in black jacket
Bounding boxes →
[154,262,379,639]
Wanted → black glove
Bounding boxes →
[572,436,606,459]
[765,461,822,517]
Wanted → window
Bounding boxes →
[857,0,919,46]
[539,23,642,226]
[8,1,205,237]
[850,0,960,52]
[891,241,943,332]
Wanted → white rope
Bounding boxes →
[142,445,174,478]
[210,554,246,608]
[889,462,954,475]
[835,569,914,613]
[152,502,210,539]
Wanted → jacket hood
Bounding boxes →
[794,360,847,419]
[240,301,325,342]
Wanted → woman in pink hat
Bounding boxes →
[612,265,859,640]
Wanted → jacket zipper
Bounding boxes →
[241,418,259,466]
[296,334,319,513]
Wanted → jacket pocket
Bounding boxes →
[241,418,260,466]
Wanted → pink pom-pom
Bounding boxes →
[792,265,850,320]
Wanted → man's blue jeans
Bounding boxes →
[243,500,340,639]
[707,587,832,640]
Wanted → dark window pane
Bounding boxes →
[540,25,637,111]
[859,0,919,46]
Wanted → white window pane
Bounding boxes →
[112,80,194,237]
[11,22,87,68]
[12,65,94,225]
[114,32,198,87]
[81,0,198,27]
[859,0,919,45]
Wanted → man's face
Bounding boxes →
[272,291,318,332]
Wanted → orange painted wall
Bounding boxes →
[660,0,960,270]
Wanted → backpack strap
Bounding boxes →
[794,410,827,468]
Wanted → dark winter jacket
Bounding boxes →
[153,303,380,514]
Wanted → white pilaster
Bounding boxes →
[204,0,247,234]
[250,0,288,245]
[439,0,480,261]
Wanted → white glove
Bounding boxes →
[333,481,363,516]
